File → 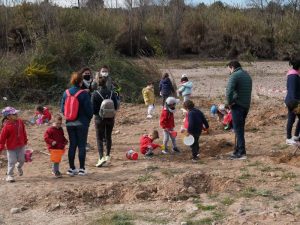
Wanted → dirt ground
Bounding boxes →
[0,60,299,225]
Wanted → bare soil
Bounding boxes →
[0,60,299,225]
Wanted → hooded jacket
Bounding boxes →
[0,119,27,151]
[142,86,155,105]
[285,69,300,109]
[44,126,68,150]
[178,81,193,96]
[159,78,174,96]
[35,107,52,123]
[139,135,160,154]
[160,108,175,129]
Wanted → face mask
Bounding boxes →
[83,75,91,81]
[101,72,109,77]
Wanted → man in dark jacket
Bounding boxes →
[183,100,209,161]
[226,61,252,160]
[91,77,118,168]
[159,73,175,106]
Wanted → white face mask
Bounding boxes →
[100,72,109,77]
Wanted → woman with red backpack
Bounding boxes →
[61,72,93,176]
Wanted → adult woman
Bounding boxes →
[285,59,300,145]
[61,72,93,176]
[79,67,94,94]
[92,77,118,167]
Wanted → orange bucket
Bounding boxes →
[50,149,65,163]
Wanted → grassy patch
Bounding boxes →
[281,172,297,179]
[247,161,263,167]
[138,215,169,224]
[89,212,134,225]
[137,174,155,182]
[238,172,252,180]
[145,165,160,172]
[161,168,184,177]
[240,187,257,198]
[196,203,217,211]
[208,193,219,199]
[239,188,282,201]
[187,217,213,225]
[221,197,235,206]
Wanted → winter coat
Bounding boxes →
[139,135,160,154]
[35,107,52,123]
[61,86,93,127]
[44,126,68,150]
[0,119,27,151]
[285,69,300,109]
[187,108,209,135]
[142,86,155,105]
[160,108,175,129]
[178,81,193,96]
[159,78,174,97]
[226,67,252,109]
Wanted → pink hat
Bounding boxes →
[1,107,20,117]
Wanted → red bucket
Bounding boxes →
[126,149,138,160]
[169,130,177,138]
[25,149,33,162]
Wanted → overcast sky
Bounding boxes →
[21,0,245,8]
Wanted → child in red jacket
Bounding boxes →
[0,107,28,183]
[140,130,160,157]
[44,114,68,178]
[35,105,52,124]
[160,97,180,154]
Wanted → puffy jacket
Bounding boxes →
[160,108,175,129]
[44,126,68,150]
[35,107,52,123]
[0,119,27,151]
[61,86,93,127]
[178,81,193,96]
[187,108,209,135]
[226,68,252,109]
[285,69,300,109]
[159,78,174,96]
[142,86,155,105]
[139,135,160,154]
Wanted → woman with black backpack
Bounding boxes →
[92,77,118,167]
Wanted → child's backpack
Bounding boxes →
[64,89,84,121]
[97,91,115,118]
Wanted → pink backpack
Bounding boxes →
[64,89,84,121]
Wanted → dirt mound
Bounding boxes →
[202,139,233,157]
[271,152,300,167]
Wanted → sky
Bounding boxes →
[16,0,245,8]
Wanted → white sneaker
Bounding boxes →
[78,168,87,176]
[67,168,78,176]
[17,167,23,176]
[146,114,153,119]
[96,157,107,167]
[6,175,15,183]
[292,136,300,141]
[105,156,111,166]
[286,138,297,146]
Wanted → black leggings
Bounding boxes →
[287,108,300,139]
[95,118,114,159]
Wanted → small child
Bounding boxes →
[160,97,180,154]
[44,114,68,178]
[142,82,155,119]
[178,75,193,102]
[140,130,160,157]
[183,100,209,161]
[35,105,52,124]
[211,104,232,130]
[0,107,28,182]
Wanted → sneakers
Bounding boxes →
[54,171,62,178]
[286,138,297,146]
[17,167,23,176]
[192,156,200,162]
[6,175,15,183]
[292,136,300,141]
[162,149,169,154]
[67,168,78,177]
[105,156,111,166]
[146,114,153,119]
[96,157,107,167]
[145,151,154,158]
[78,168,86,176]
[230,154,247,160]
[172,147,181,153]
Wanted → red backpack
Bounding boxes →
[64,89,84,121]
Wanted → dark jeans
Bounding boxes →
[190,133,200,158]
[67,125,89,170]
[95,118,114,159]
[286,107,300,139]
[231,104,249,156]
[162,95,170,106]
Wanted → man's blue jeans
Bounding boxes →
[231,104,249,156]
